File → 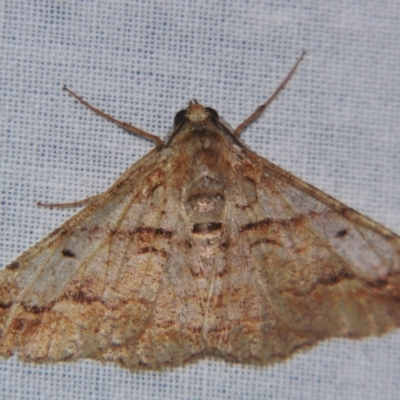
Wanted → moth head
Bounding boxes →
[167,100,237,148]
[173,100,219,127]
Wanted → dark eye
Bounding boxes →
[174,109,187,126]
[206,107,219,120]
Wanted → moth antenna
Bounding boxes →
[63,86,164,147]
[234,50,306,137]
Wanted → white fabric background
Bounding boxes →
[1,1,399,399]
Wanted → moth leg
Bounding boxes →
[234,50,306,137]
[63,86,164,146]
[37,192,103,208]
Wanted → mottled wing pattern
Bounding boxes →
[101,205,210,369]
[2,114,400,370]
[0,149,187,365]
[204,152,400,364]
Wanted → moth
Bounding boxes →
[1,52,399,371]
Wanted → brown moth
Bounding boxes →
[1,52,399,371]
